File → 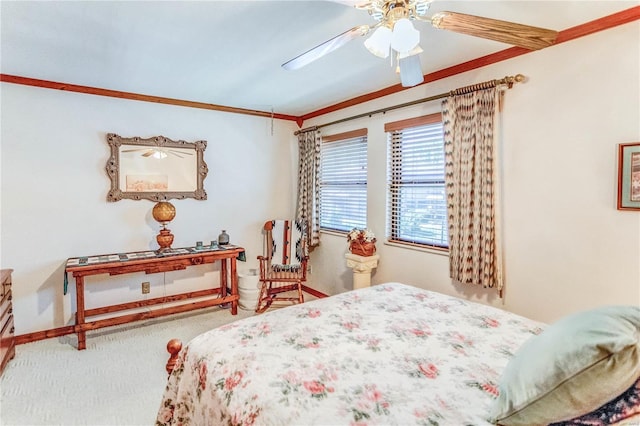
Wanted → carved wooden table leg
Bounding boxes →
[230,257,238,315]
[75,275,86,350]
[220,259,228,298]
[166,338,183,376]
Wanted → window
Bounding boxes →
[319,129,367,232]
[386,114,448,249]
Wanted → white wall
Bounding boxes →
[305,22,640,323]
[0,85,298,334]
[2,20,638,337]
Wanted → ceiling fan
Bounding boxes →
[121,148,194,159]
[282,0,558,87]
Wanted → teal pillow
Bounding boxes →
[489,305,640,425]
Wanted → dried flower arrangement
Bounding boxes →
[347,228,376,244]
[347,228,377,256]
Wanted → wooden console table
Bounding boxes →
[65,245,244,350]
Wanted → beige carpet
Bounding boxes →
[0,306,256,425]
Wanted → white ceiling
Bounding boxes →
[1,1,636,117]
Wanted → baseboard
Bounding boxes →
[301,285,329,299]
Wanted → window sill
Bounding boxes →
[320,230,449,257]
[320,229,348,238]
[383,240,449,257]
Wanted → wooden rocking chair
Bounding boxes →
[255,219,308,313]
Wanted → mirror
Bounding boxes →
[106,133,208,202]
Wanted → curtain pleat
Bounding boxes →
[295,129,321,249]
[442,87,504,294]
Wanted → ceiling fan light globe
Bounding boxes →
[398,45,423,59]
[364,26,392,58]
[391,18,419,53]
[152,150,168,159]
[399,54,424,87]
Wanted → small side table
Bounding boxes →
[345,253,380,290]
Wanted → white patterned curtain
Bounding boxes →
[295,129,321,249]
[442,87,504,295]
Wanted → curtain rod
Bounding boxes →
[294,74,525,135]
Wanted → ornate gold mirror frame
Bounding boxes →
[106,133,208,202]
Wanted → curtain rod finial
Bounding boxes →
[504,74,526,88]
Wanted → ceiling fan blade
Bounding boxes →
[282,25,370,70]
[168,149,193,157]
[141,150,155,157]
[168,150,189,159]
[398,54,424,88]
[430,11,558,50]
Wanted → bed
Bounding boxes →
[157,282,640,425]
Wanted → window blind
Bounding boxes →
[387,121,448,248]
[319,135,367,232]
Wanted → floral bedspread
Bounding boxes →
[156,282,543,425]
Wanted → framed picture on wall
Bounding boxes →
[617,142,640,211]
